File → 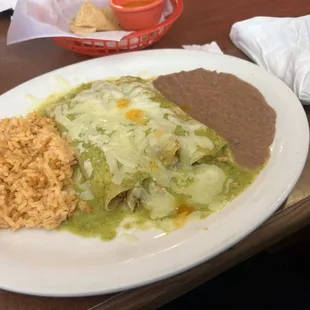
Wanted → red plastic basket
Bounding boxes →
[53,0,183,57]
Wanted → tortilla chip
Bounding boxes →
[74,0,115,31]
[70,20,97,35]
[101,8,122,30]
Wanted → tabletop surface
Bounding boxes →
[1,0,310,309]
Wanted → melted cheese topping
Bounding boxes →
[116,98,130,109]
[51,79,216,186]
[125,109,148,124]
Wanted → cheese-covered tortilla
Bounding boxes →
[43,77,229,218]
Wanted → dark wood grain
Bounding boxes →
[1,0,310,309]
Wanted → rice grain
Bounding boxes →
[0,112,78,231]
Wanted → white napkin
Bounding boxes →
[182,42,223,54]
[0,0,16,12]
[7,0,173,44]
[230,15,310,104]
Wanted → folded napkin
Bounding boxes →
[230,15,310,104]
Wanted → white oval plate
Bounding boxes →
[0,49,308,297]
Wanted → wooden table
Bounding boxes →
[1,0,310,309]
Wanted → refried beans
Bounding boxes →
[153,69,276,170]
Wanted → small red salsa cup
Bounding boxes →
[110,0,165,31]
